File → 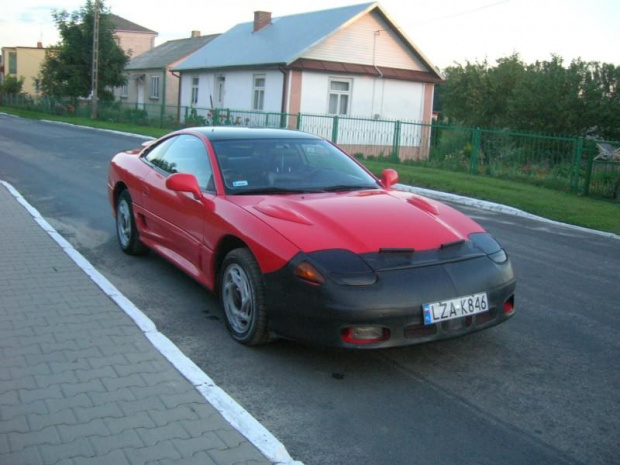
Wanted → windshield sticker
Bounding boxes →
[233,180,249,187]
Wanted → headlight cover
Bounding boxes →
[469,232,508,264]
[303,249,377,286]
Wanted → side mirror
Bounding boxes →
[381,169,399,188]
[166,173,203,200]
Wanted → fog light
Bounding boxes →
[341,326,390,344]
[503,296,515,314]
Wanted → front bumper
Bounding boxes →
[263,255,516,349]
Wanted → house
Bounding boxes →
[109,14,158,59]
[118,32,219,119]
[0,14,154,99]
[172,2,443,158]
[1,43,47,96]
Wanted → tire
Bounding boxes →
[115,189,147,255]
[219,248,269,345]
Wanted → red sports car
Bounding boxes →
[108,127,515,348]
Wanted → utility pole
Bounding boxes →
[91,0,100,119]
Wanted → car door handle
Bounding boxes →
[143,186,150,196]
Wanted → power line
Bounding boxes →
[412,0,512,26]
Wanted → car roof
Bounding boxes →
[187,127,323,141]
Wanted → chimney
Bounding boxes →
[191,30,201,38]
[253,11,271,32]
[37,41,43,48]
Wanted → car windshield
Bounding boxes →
[210,138,379,195]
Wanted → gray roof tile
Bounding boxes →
[109,14,157,34]
[126,35,220,70]
[173,2,375,71]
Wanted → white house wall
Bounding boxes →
[299,71,425,121]
[301,11,427,71]
[180,70,284,113]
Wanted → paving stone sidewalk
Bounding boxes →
[0,183,271,465]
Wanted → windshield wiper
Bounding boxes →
[321,185,378,192]
[233,187,322,195]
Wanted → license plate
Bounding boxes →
[423,293,489,325]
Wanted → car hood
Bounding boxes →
[229,189,485,254]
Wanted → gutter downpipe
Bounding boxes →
[279,66,289,127]
[372,30,384,118]
[161,67,167,127]
[171,70,181,123]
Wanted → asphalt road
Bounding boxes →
[1,114,618,465]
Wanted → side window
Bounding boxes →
[144,137,177,165]
[149,135,214,191]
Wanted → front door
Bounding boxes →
[141,134,216,276]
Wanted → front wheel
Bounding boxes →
[116,189,147,255]
[219,248,269,345]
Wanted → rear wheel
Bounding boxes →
[116,189,147,255]
[220,248,269,345]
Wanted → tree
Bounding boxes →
[438,54,620,139]
[39,0,128,102]
[0,75,25,96]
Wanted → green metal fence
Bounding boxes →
[1,94,619,200]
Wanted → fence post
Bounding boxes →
[213,108,220,126]
[392,120,401,161]
[571,137,584,192]
[583,143,594,196]
[471,127,482,174]
[332,115,339,143]
[296,112,302,130]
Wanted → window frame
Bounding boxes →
[252,74,266,111]
[8,52,17,75]
[191,77,199,106]
[120,83,128,98]
[150,75,160,99]
[215,74,225,107]
[327,77,352,116]
[142,134,215,192]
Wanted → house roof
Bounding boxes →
[126,35,220,70]
[288,58,444,83]
[109,14,157,34]
[174,2,440,79]
[174,3,377,71]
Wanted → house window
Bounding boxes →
[191,77,199,105]
[215,75,225,107]
[328,78,352,115]
[8,52,17,74]
[150,75,160,99]
[34,78,41,93]
[252,74,265,111]
[121,84,128,98]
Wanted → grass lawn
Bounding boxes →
[2,105,619,235]
[364,160,620,235]
[0,106,169,139]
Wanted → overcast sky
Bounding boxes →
[1,0,618,69]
